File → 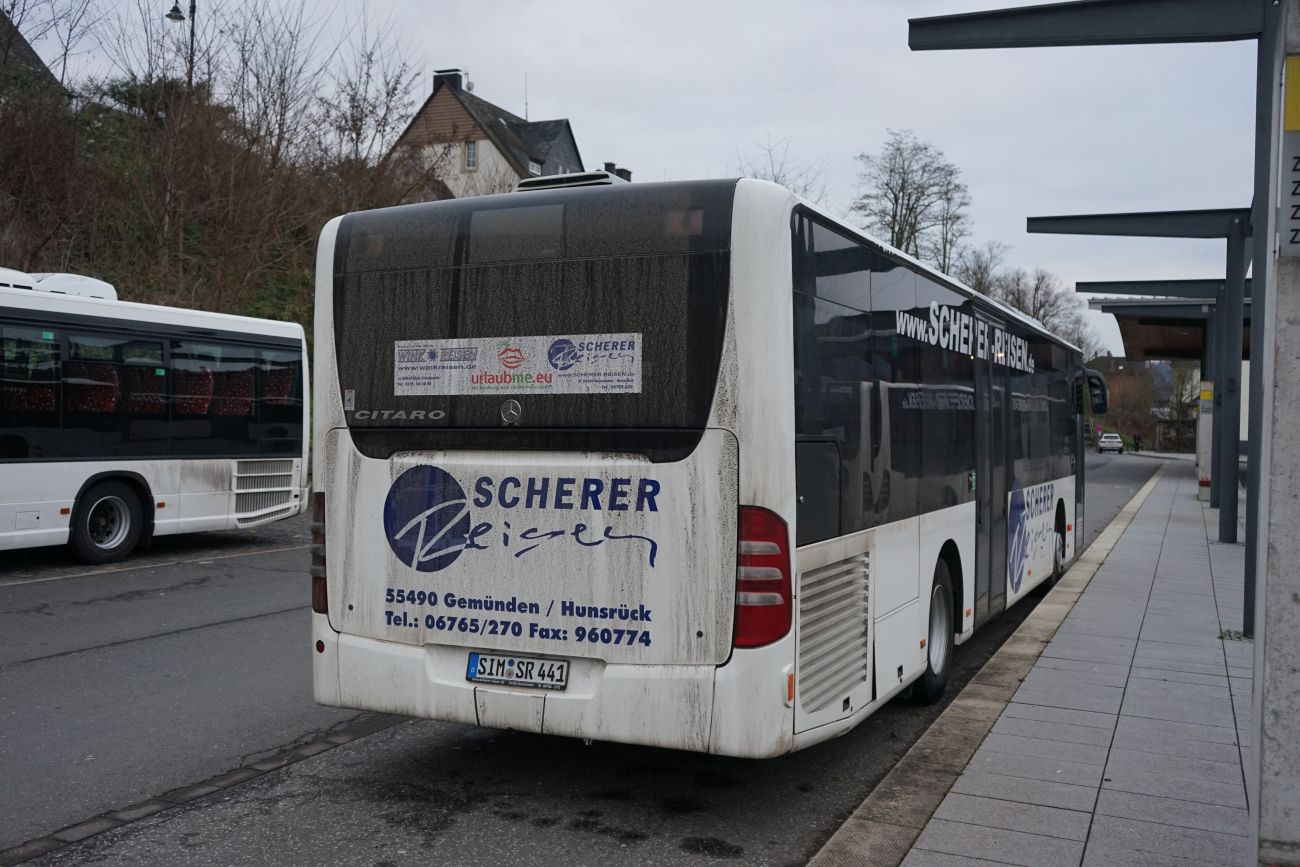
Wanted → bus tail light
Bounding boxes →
[734,506,792,648]
[311,492,328,614]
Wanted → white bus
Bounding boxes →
[310,177,1107,757]
[0,272,309,563]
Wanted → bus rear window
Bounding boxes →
[332,180,735,434]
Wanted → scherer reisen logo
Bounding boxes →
[1006,481,1056,593]
[382,466,663,573]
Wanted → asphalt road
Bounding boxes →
[0,516,361,852]
[0,454,1163,866]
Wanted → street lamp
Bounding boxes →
[164,0,196,94]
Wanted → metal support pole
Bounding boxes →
[1218,219,1246,543]
[1208,301,1222,508]
[186,0,196,95]
[1244,5,1278,638]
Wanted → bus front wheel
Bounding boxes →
[914,560,954,704]
[71,481,143,564]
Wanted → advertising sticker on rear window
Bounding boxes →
[394,333,642,396]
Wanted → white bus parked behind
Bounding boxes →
[0,270,309,563]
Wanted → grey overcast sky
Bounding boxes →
[381,0,1257,355]
[38,0,1256,354]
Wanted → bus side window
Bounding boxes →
[0,322,60,459]
[791,213,875,542]
[171,340,259,456]
[870,258,920,524]
[258,348,304,454]
[64,331,167,458]
[913,278,976,513]
[794,441,841,546]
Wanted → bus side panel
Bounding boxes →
[1006,473,1076,605]
[873,516,922,696]
[709,637,796,758]
[875,598,924,699]
[312,216,346,490]
[0,459,183,550]
[0,472,70,550]
[1062,474,1078,563]
[175,459,235,533]
[727,180,796,515]
[873,517,920,617]
[792,529,874,736]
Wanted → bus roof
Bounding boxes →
[0,283,304,341]
[738,178,1081,354]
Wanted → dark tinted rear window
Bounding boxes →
[333,181,735,433]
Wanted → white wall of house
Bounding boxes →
[426,140,519,199]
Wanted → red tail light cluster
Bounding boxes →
[310,492,328,614]
[733,506,792,648]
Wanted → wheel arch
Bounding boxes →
[938,538,963,636]
[73,472,156,543]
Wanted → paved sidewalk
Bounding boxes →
[905,461,1254,867]
[1127,449,1194,461]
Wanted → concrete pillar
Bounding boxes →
[1217,222,1245,542]
[1258,261,1300,867]
[1197,319,1215,501]
[1195,378,1213,500]
[1253,4,1295,863]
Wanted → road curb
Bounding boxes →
[0,712,405,867]
[806,464,1168,867]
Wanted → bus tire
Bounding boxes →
[914,560,954,704]
[1049,503,1067,587]
[71,481,143,564]
[1050,527,1066,586]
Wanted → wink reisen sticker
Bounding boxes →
[394,333,641,396]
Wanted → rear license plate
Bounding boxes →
[466,652,569,691]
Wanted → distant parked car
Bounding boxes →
[1097,433,1124,454]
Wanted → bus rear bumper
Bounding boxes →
[312,614,794,757]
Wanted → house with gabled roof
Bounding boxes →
[393,69,600,198]
[1,9,60,88]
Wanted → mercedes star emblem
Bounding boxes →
[500,399,522,426]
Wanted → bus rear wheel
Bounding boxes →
[71,481,143,564]
[913,560,954,704]
[1050,529,1066,586]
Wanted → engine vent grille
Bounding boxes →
[798,552,870,714]
[236,459,295,476]
[235,473,294,491]
[234,490,296,526]
[232,459,299,526]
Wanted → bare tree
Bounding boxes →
[48,0,97,85]
[2,0,58,67]
[313,9,426,212]
[954,241,1006,296]
[852,129,969,265]
[1055,308,1106,361]
[735,134,828,205]
[1167,360,1199,450]
[925,171,972,272]
[980,264,1104,357]
[993,267,1076,331]
[1110,362,1156,443]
